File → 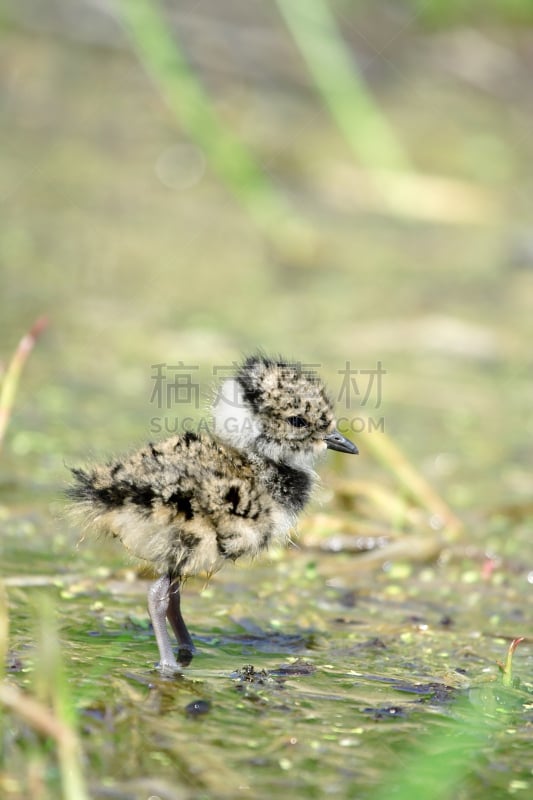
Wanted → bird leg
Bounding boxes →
[147,574,180,673]
[166,581,195,667]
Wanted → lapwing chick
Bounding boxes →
[68,355,358,673]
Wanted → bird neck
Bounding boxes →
[255,454,315,515]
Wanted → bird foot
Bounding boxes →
[177,645,195,667]
[157,658,182,676]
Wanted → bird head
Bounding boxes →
[213,354,358,469]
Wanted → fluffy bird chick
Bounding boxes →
[68,355,358,673]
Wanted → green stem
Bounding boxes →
[116,0,311,248]
[275,0,410,171]
[498,637,525,688]
[36,598,90,800]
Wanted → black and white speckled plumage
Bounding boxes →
[68,354,357,673]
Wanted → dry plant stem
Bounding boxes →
[0,583,7,682]
[300,513,399,544]
[352,534,444,567]
[319,534,445,577]
[0,682,75,744]
[0,681,89,799]
[0,316,48,453]
[333,479,419,527]
[357,426,464,541]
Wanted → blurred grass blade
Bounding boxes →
[0,582,7,682]
[373,700,488,800]
[116,0,315,258]
[34,596,89,800]
[0,590,88,799]
[0,683,77,753]
[357,425,464,540]
[275,0,411,171]
[314,163,498,223]
[0,316,48,455]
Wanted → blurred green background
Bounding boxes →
[1,2,533,799]
[1,0,533,509]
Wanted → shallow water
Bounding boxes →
[2,498,532,799]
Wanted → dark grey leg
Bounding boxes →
[147,575,180,674]
[167,582,195,667]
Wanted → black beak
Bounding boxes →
[325,429,359,455]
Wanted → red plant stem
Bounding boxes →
[0,316,48,452]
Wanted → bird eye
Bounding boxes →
[287,416,308,428]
